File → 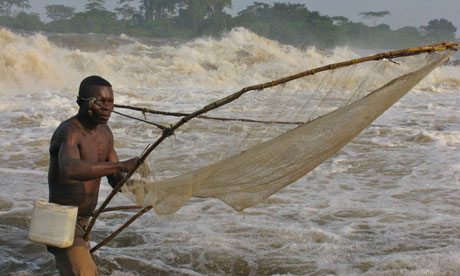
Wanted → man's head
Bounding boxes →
[77,76,114,124]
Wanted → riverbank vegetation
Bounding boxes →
[0,0,457,48]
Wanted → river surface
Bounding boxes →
[1,28,459,276]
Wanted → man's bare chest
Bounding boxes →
[78,131,111,162]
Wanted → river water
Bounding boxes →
[1,27,459,276]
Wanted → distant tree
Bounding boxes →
[271,3,310,21]
[140,0,183,21]
[45,5,75,21]
[86,0,106,11]
[237,2,269,16]
[13,11,42,30]
[337,21,371,44]
[0,0,30,16]
[235,2,337,47]
[359,10,390,26]
[420,18,457,42]
[198,10,232,36]
[175,0,232,19]
[176,0,206,31]
[203,0,232,15]
[53,9,120,34]
[393,26,422,47]
[331,16,349,26]
[115,0,137,20]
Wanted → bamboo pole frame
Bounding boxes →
[90,206,152,253]
[114,104,305,125]
[99,205,142,213]
[85,42,458,251]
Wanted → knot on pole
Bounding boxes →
[163,127,175,137]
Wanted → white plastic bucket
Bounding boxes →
[28,200,78,248]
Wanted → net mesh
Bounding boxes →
[120,47,455,215]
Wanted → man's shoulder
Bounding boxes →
[50,117,82,152]
[58,117,82,131]
[52,117,82,140]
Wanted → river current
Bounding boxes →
[0,27,459,276]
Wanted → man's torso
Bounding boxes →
[48,117,112,216]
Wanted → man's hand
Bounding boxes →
[120,157,140,173]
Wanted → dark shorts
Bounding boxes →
[47,217,98,276]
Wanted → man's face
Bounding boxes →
[86,85,114,124]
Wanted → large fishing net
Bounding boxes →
[116,44,456,215]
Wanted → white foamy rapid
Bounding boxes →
[2,27,459,93]
[1,27,459,276]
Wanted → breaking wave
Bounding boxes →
[2,27,458,93]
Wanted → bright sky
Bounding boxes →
[29,0,460,37]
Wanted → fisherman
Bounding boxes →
[47,75,139,275]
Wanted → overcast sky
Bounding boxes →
[30,0,460,37]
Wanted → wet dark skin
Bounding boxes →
[48,85,139,217]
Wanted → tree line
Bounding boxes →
[0,0,457,49]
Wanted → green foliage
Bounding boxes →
[0,11,41,30]
[15,11,42,30]
[175,0,207,31]
[0,14,14,28]
[392,26,422,47]
[150,17,192,38]
[45,5,75,21]
[359,11,390,26]
[197,11,232,36]
[141,0,182,21]
[331,16,349,26]
[0,0,30,16]
[114,3,137,20]
[86,0,106,11]
[234,3,338,47]
[203,0,232,16]
[420,18,457,43]
[0,0,457,50]
[45,10,121,35]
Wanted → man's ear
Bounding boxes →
[76,96,89,107]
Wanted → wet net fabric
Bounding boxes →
[121,49,454,215]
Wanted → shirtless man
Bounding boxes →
[47,76,139,275]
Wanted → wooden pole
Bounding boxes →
[114,104,305,125]
[84,129,171,240]
[84,42,458,244]
[90,206,153,253]
[99,205,142,213]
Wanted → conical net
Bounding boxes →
[120,46,456,215]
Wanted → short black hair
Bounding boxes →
[78,75,112,98]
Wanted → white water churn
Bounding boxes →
[28,200,78,248]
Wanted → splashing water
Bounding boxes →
[1,27,460,276]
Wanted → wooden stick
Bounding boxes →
[84,124,173,241]
[84,42,458,243]
[99,205,143,213]
[111,109,167,130]
[90,206,152,253]
[114,104,305,125]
